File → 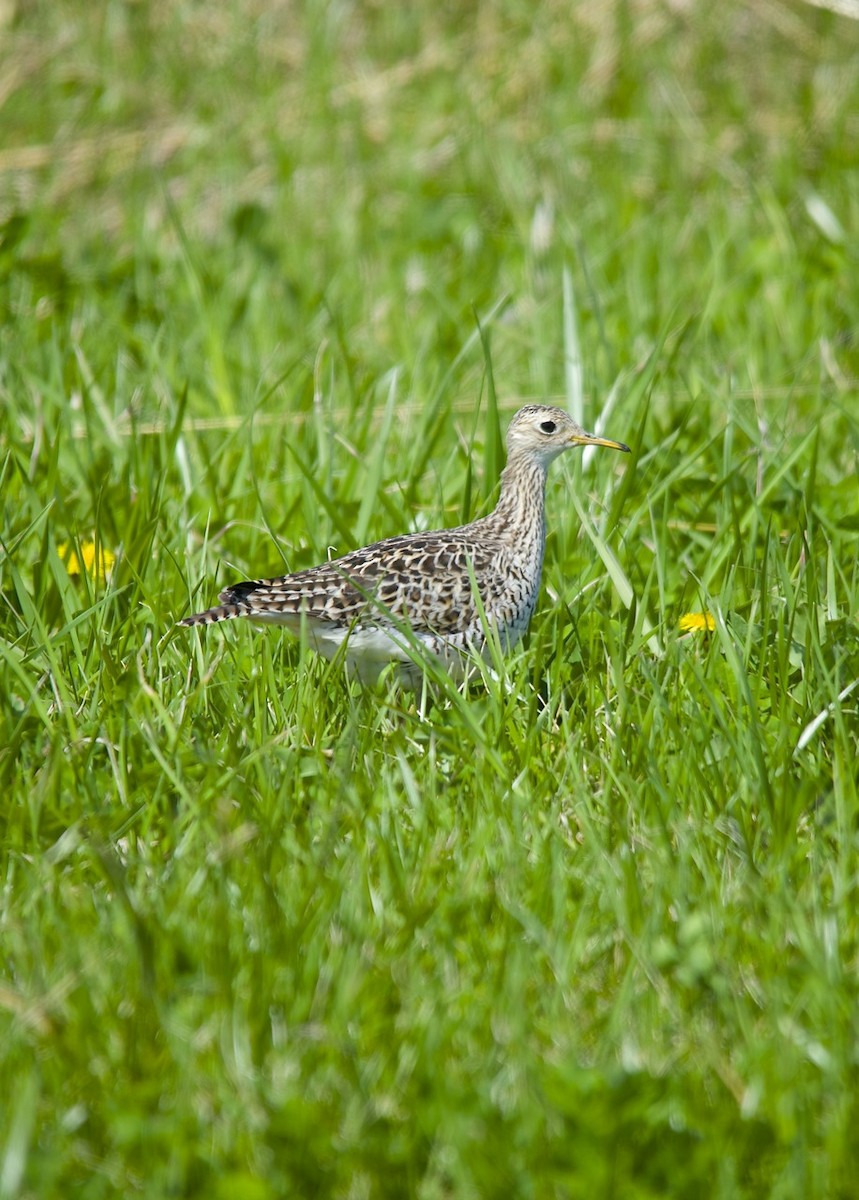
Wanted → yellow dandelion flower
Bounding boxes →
[58,541,116,583]
[679,612,715,633]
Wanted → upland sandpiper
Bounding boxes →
[180,405,630,682]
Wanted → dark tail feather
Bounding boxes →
[180,577,278,627]
[218,579,270,604]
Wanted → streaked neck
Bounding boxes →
[483,450,548,543]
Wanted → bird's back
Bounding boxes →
[206,519,538,639]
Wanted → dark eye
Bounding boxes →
[539,420,557,434]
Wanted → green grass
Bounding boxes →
[2,1,859,1196]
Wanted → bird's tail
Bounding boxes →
[178,603,247,627]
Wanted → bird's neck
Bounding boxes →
[483,450,549,547]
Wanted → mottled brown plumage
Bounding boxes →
[180,405,630,682]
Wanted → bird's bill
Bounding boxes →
[570,431,631,453]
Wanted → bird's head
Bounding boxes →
[505,404,630,466]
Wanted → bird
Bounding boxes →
[180,404,630,684]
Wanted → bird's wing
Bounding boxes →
[218,531,508,634]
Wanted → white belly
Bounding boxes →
[246,610,528,686]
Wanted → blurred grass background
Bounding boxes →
[1,1,858,1197]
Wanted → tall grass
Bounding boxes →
[1,2,858,1196]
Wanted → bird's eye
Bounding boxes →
[539,420,557,434]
